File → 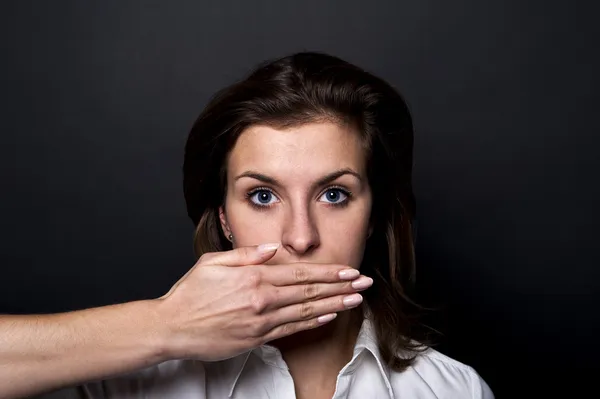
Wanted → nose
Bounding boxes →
[281,203,320,256]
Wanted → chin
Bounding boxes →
[268,321,338,351]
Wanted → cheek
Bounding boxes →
[225,198,283,246]
[321,212,370,269]
[224,193,372,269]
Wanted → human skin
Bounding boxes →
[0,121,374,399]
[219,121,374,398]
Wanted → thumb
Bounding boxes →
[158,243,280,300]
[207,243,280,266]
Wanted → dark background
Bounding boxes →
[1,1,598,397]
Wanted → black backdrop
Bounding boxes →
[1,1,598,397]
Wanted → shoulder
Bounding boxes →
[74,359,208,398]
[388,347,494,399]
[75,354,252,398]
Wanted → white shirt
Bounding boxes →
[40,319,494,399]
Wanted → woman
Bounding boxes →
[1,52,493,398]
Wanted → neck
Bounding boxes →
[269,309,363,398]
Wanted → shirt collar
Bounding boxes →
[351,318,395,398]
[226,351,253,398]
[226,318,394,399]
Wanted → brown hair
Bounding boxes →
[183,52,431,371]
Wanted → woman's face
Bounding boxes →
[220,121,372,269]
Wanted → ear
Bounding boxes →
[219,205,230,237]
[367,224,374,239]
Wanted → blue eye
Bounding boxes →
[249,190,278,206]
[319,188,349,204]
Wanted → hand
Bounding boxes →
[154,243,373,361]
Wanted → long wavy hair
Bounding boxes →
[183,52,431,371]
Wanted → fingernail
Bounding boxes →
[317,313,337,324]
[351,276,373,290]
[257,243,280,253]
[343,294,363,308]
[338,269,360,280]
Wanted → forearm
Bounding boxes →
[0,300,169,399]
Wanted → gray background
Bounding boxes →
[1,1,598,397]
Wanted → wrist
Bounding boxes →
[133,299,173,364]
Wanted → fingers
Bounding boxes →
[276,293,364,324]
[261,263,362,286]
[265,276,373,310]
[260,314,339,343]
[261,293,364,341]
[199,243,280,267]
[199,246,361,289]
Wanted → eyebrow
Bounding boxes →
[234,168,362,189]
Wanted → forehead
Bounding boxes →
[227,122,366,177]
